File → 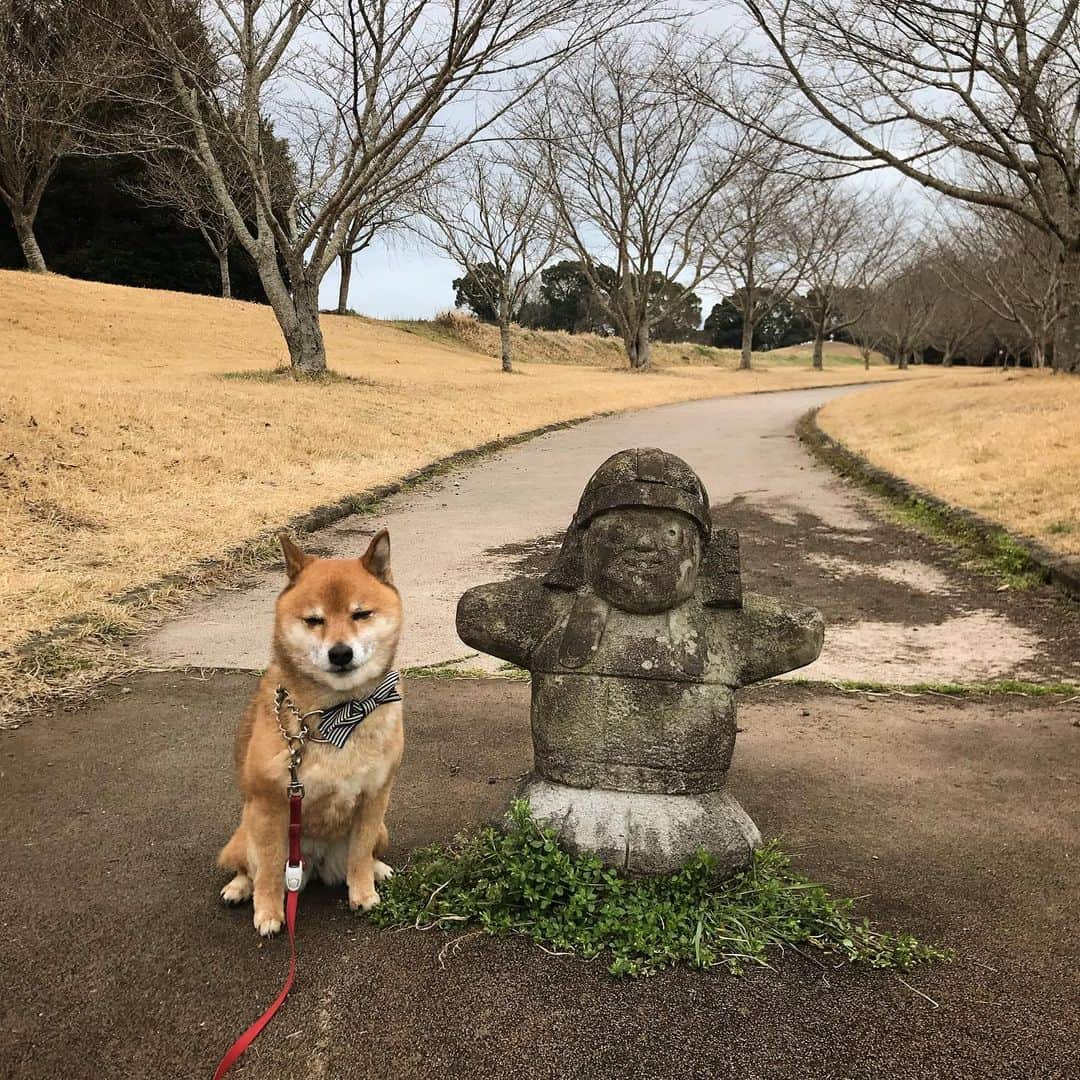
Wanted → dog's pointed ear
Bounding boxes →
[361,529,392,584]
[280,533,312,581]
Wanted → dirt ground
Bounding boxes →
[3,674,1078,1080]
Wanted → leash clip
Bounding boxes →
[284,861,304,892]
[287,747,304,798]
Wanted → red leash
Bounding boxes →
[213,791,304,1079]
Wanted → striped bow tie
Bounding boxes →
[317,671,402,750]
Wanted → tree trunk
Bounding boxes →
[812,327,824,371]
[289,276,327,374]
[499,318,513,373]
[260,260,327,374]
[739,317,753,371]
[942,349,953,368]
[626,320,651,370]
[898,350,909,371]
[861,347,871,371]
[1054,245,1080,373]
[337,251,353,316]
[12,213,47,273]
[218,249,231,300]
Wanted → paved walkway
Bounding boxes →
[144,386,1079,685]
[4,675,1078,1079]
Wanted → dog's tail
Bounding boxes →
[218,826,247,873]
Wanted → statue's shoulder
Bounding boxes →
[740,591,820,618]
[458,577,564,617]
[703,591,822,637]
[457,578,569,667]
[703,591,823,685]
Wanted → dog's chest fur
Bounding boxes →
[298,703,402,838]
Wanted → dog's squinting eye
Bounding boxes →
[303,615,325,627]
[352,610,373,621]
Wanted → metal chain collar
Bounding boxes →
[273,685,330,795]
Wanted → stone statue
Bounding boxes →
[457,448,824,874]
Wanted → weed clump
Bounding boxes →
[371,802,951,977]
[433,309,486,351]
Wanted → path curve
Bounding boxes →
[144,385,1078,685]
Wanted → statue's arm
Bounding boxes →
[456,580,554,670]
[731,593,824,686]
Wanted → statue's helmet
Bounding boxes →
[544,448,710,590]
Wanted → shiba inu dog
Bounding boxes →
[218,531,404,936]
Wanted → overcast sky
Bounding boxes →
[322,239,460,320]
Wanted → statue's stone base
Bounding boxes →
[520,777,761,876]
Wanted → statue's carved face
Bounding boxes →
[582,507,701,614]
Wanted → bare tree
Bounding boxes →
[334,194,418,316]
[739,1,1080,372]
[414,151,558,372]
[868,261,942,370]
[845,297,883,371]
[334,214,377,316]
[792,187,908,370]
[128,151,238,298]
[939,209,1067,369]
[519,34,746,370]
[922,269,991,366]
[0,0,125,271]
[127,0,653,375]
[708,142,819,370]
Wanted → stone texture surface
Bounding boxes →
[521,778,762,875]
[457,448,824,873]
[530,673,737,794]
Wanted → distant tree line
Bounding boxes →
[454,260,816,351]
[453,228,1065,370]
[454,261,702,343]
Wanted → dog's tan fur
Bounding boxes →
[218,531,404,936]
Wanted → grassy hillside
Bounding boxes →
[769,341,880,365]
[0,270,917,709]
[391,312,878,369]
[818,371,1080,557]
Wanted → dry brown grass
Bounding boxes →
[0,269,920,703]
[395,316,879,369]
[769,341,884,365]
[398,313,736,366]
[818,369,1080,557]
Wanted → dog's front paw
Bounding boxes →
[349,886,381,913]
[221,874,253,905]
[254,909,284,937]
[373,860,393,883]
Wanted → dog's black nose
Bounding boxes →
[328,643,354,669]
